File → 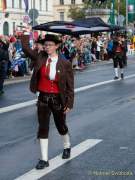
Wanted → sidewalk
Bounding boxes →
[4,75,31,85]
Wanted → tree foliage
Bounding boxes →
[114,0,126,16]
[68,0,126,20]
[68,6,85,20]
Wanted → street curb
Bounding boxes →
[4,61,112,86]
[4,77,31,85]
[4,55,135,85]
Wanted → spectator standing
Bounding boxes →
[91,37,97,62]
[0,46,6,95]
[96,36,102,60]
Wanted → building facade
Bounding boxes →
[53,0,84,21]
[0,0,53,35]
[86,9,111,23]
[53,0,111,23]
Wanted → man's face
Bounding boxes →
[43,41,59,55]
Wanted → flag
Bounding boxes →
[3,0,6,11]
[128,5,134,12]
[128,0,135,22]
[0,0,7,12]
[24,0,29,12]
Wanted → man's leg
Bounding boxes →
[113,58,119,79]
[119,58,124,79]
[0,63,5,95]
[52,100,71,159]
[36,99,51,169]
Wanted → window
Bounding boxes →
[12,0,19,9]
[3,22,9,35]
[71,0,75,4]
[46,0,48,11]
[12,0,14,8]
[33,0,35,9]
[60,12,64,21]
[13,22,16,33]
[60,0,64,5]
[39,0,42,11]
[19,0,22,9]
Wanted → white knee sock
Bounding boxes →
[62,134,71,149]
[114,68,118,77]
[40,139,48,161]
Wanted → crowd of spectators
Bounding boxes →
[0,32,134,95]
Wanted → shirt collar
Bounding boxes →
[48,56,58,63]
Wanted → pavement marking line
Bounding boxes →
[4,78,30,85]
[75,74,135,92]
[14,139,102,180]
[1,74,135,114]
[0,100,37,114]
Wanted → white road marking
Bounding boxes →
[75,74,135,92]
[1,74,135,114]
[4,78,30,85]
[120,147,129,150]
[0,100,37,114]
[14,139,102,180]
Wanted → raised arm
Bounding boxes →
[19,35,38,61]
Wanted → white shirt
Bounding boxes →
[46,56,58,80]
[97,40,103,52]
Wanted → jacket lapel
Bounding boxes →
[35,54,48,73]
[56,54,63,78]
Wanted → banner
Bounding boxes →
[128,0,135,22]
[24,0,29,12]
[0,0,6,11]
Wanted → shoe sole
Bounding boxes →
[36,164,49,170]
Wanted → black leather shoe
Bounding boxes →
[62,148,71,159]
[121,73,124,79]
[35,160,49,170]
[114,76,119,80]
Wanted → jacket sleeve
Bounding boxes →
[65,61,74,109]
[19,35,38,61]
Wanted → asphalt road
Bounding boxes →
[1,57,135,180]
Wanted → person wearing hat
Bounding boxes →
[20,33,74,170]
[112,35,126,79]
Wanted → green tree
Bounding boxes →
[68,0,111,20]
[68,6,85,20]
[68,0,126,20]
[114,0,126,16]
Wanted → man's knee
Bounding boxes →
[37,128,49,139]
[57,126,68,135]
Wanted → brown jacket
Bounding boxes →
[20,35,74,109]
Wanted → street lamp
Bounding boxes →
[126,0,128,27]
[109,0,115,25]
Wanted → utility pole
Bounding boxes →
[117,0,120,16]
[126,0,128,27]
[32,0,34,27]
[110,0,115,25]
[30,0,34,26]
[117,0,120,25]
